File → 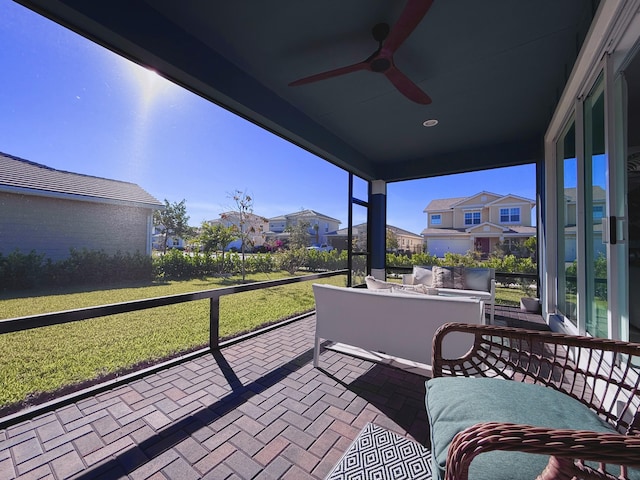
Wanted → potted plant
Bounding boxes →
[519,279,540,313]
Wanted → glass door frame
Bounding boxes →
[546,55,628,339]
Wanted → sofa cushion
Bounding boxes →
[364,275,394,290]
[437,288,491,300]
[412,266,433,286]
[391,284,437,295]
[464,267,492,292]
[432,266,465,289]
[425,377,619,480]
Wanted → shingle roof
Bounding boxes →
[424,197,468,211]
[330,223,421,237]
[275,209,341,223]
[0,152,163,207]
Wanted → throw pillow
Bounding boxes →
[432,266,466,289]
[465,268,492,292]
[412,266,433,286]
[365,275,394,290]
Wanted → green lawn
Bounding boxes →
[0,272,346,411]
[496,286,529,306]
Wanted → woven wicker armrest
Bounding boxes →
[430,322,640,480]
[445,421,640,480]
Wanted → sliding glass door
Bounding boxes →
[556,120,577,325]
[583,76,608,337]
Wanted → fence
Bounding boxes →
[0,269,348,428]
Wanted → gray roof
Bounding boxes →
[564,186,606,202]
[425,192,535,211]
[421,226,536,236]
[269,209,341,224]
[424,197,468,211]
[0,152,162,208]
[330,223,421,238]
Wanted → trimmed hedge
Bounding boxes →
[0,248,153,291]
[1,247,538,292]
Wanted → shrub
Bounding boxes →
[276,248,309,275]
[0,248,154,291]
[0,249,46,290]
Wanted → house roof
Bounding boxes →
[486,194,536,206]
[330,222,421,238]
[425,191,535,212]
[422,225,536,237]
[277,209,342,224]
[421,227,468,236]
[564,186,606,202]
[506,225,537,235]
[450,191,502,208]
[424,197,468,212]
[216,211,269,222]
[0,152,163,208]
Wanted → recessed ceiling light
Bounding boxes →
[423,119,438,127]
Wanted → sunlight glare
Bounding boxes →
[130,64,171,107]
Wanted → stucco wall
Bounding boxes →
[0,192,152,261]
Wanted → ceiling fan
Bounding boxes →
[288,0,433,105]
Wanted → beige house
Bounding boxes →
[266,210,341,247]
[422,191,536,257]
[206,211,270,251]
[0,153,163,261]
[327,224,422,253]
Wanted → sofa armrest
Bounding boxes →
[445,422,640,480]
[431,322,640,435]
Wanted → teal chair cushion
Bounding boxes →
[425,377,625,480]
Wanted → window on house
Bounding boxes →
[500,207,520,223]
[593,205,604,220]
[431,214,441,225]
[464,212,481,225]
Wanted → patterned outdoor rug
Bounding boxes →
[326,423,433,480]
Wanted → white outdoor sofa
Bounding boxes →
[403,265,496,323]
[312,283,485,370]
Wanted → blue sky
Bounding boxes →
[0,1,536,235]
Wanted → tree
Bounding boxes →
[523,236,537,262]
[286,220,311,249]
[199,222,238,272]
[386,228,399,252]
[153,199,192,253]
[224,190,266,281]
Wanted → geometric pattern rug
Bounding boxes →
[325,423,433,480]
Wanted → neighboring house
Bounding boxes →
[207,211,270,251]
[266,210,341,247]
[561,186,606,262]
[327,223,423,254]
[388,225,424,254]
[422,191,536,258]
[0,152,163,261]
[152,225,187,251]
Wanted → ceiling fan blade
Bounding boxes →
[384,66,431,104]
[382,0,433,55]
[288,62,369,87]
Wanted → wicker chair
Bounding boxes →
[430,322,640,480]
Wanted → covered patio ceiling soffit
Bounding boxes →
[16,0,599,182]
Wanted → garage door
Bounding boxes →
[428,238,471,257]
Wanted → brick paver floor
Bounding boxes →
[0,306,545,479]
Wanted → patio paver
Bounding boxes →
[0,306,545,479]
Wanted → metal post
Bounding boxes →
[210,296,220,350]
